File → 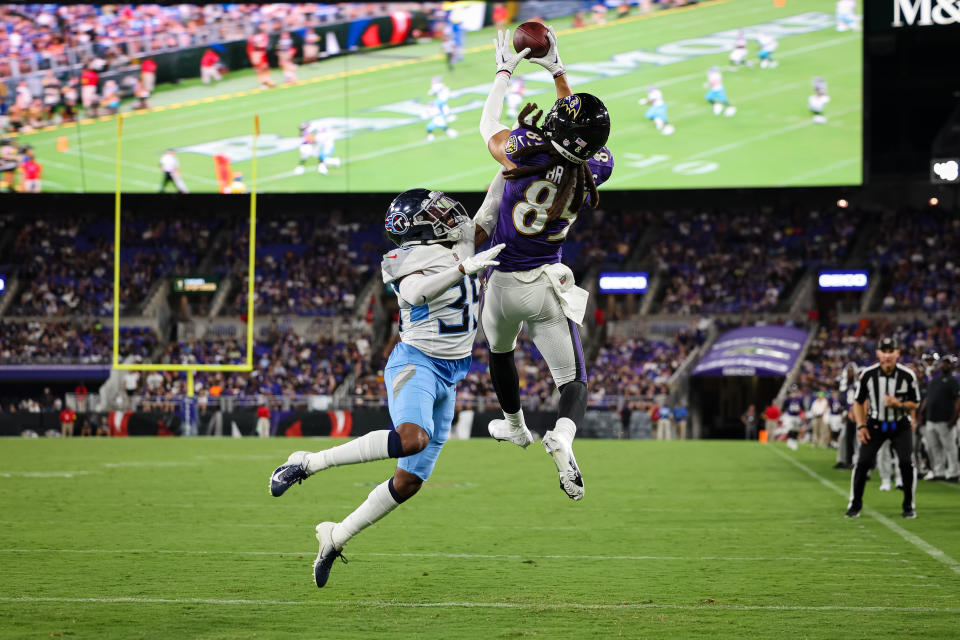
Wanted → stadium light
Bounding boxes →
[599,272,648,294]
[929,197,939,206]
[0,275,5,293]
[836,198,849,208]
[931,158,960,183]
[818,270,869,291]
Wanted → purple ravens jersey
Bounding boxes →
[490,127,614,272]
[784,398,803,416]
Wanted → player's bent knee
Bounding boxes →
[391,468,423,501]
[396,422,429,456]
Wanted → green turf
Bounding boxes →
[15,0,861,193]
[1,437,958,639]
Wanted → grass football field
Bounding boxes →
[1,438,958,639]
[15,0,861,193]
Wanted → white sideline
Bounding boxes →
[0,548,909,563]
[769,445,960,576]
[1,595,958,613]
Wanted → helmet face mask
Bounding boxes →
[542,93,611,163]
[385,189,469,247]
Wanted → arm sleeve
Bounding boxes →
[474,169,506,236]
[397,265,463,306]
[854,372,868,404]
[479,72,511,145]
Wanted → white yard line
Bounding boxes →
[0,595,956,613]
[0,548,911,563]
[769,445,960,576]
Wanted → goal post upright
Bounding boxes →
[111,115,259,382]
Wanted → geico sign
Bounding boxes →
[892,0,960,26]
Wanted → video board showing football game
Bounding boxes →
[0,0,862,193]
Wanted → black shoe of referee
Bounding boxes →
[844,507,860,518]
[901,509,917,519]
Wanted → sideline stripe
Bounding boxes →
[0,548,909,563]
[0,596,957,613]
[769,446,960,576]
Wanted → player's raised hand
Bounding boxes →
[460,243,505,274]
[528,27,564,77]
[494,30,528,77]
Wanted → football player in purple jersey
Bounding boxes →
[472,27,614,501]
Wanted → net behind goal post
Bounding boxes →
[109,115,260,434]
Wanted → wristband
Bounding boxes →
[552,69,565,79]
[857,425,867,430]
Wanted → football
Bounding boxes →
[512,21,551,59]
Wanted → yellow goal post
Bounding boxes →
[110,114,260,398]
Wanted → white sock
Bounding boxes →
[504,409,526,429]
[554,417,577,442]
[332,479,400,548]
[305,430,391,474]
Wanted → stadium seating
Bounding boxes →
[653,206,859,314]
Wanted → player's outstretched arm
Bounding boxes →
[480,30,527,169]
[473,169,506,246]
[528,27,570,99]
[398,244,505,305]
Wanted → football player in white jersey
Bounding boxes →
[729,30,749,68]
[809,76,830,124]
[757,32,778,69]
[294,122,341,175]
[428,76,454,120]
[639,84,674,135]
[505,78,526,119]
[705,66,736,116]
[836,0,860,32]
[268,189,504,588]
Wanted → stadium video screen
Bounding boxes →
[1,0,862,193]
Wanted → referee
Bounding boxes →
[846,337,921,519]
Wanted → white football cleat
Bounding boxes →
[662,124,675,135]
[724,105,737,117]
[317,163,329,175]
[879,479,892,491]
[446,128,458,138]
[542,430,584,501]
[293,165,305,175]
[488,419,533,449]
[787,438,798,451]
[313,522,346,588]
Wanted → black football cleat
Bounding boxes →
[269,451,309,497]
[901,509,917,519]
[844,507,861,518]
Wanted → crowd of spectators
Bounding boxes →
[872,209,960,314]
[589,328,704,406]
[222,213,378,316]
[0,4,409,79]
[6,216,218,315]
[798,316,960,394]
[652,206,859,314]
[0,320,157,364]
[124,327,363,404]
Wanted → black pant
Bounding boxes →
[850,420,915,511]
[843,417,856,465]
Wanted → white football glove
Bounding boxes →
[494,30,529,77]
[528,27,564,78]
[460,243,505,275]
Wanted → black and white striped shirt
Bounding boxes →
[854,362,920,423]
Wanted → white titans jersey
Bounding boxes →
[381,244,480,360]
